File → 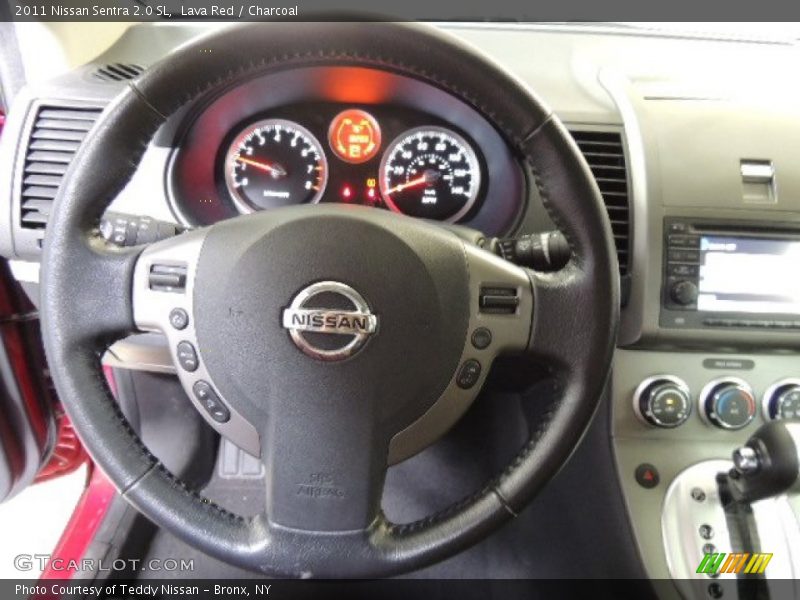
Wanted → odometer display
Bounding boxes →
[224,119,327,213]
[379,126,481,222]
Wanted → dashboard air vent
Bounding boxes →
[568,129,632,303]
[19,106,102,234]
[92,63,144,82]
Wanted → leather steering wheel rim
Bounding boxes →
[40,22,619,577]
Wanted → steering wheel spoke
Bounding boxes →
[131,228,262,456]
[388,244,533,462]
[261,404,390,533]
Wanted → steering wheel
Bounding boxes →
[40,22,618,577]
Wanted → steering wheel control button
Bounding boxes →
[479,286,519,314]
[470,327,492,350]
[148,263,187,292]
[282,281,378,361]
[635,463,660,489]
[192,381,230,424]
[176,341,199,372]
[456,359,482,389]
[700,377,756,430]
[633,375,691,428]
[168,308,189,330]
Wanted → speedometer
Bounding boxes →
[224,119,327,213]
[379,126,481,222]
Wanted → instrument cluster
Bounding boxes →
[220,104,483,223]
[167,66,525,235]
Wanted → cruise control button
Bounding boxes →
[176,341,199,372]
[456,359,482,389]
[169,308,189,330]
[471,327,492,350]
[192,381,230,423]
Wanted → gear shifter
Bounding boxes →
[662,421,800,583]
[726,421,800,504]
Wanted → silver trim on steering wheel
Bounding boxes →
[131,229,262,457]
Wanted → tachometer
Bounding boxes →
[224,119,327,212]
[379,126,481,222]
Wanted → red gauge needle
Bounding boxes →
[386,171,440,195]
[235,155,287,178]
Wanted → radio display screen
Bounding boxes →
[697,235,800,315]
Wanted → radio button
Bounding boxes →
[668,264,699,277]
[668,248,700,263]
[668,234,701,248]
[668,222,689,234]
[669,280,699,306]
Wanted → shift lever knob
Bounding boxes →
[727,421,800,503]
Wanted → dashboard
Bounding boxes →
[2,21,800,589]
[168,66,524,235]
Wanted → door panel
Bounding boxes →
[0,257,56,501]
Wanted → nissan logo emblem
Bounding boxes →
[282,281,378,361]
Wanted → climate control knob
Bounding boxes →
[633,375,692,428]
[700,378,756,430]
[763,379,800,421]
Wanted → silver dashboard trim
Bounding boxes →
[597,69,646,347]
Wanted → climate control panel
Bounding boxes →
[632,373,799,429]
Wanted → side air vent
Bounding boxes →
[19,106,102,236]
[568,129,632,304]
[92,63,144,82]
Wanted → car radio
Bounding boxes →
[660,218,800,330]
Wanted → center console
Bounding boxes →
[604,71,800,597]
